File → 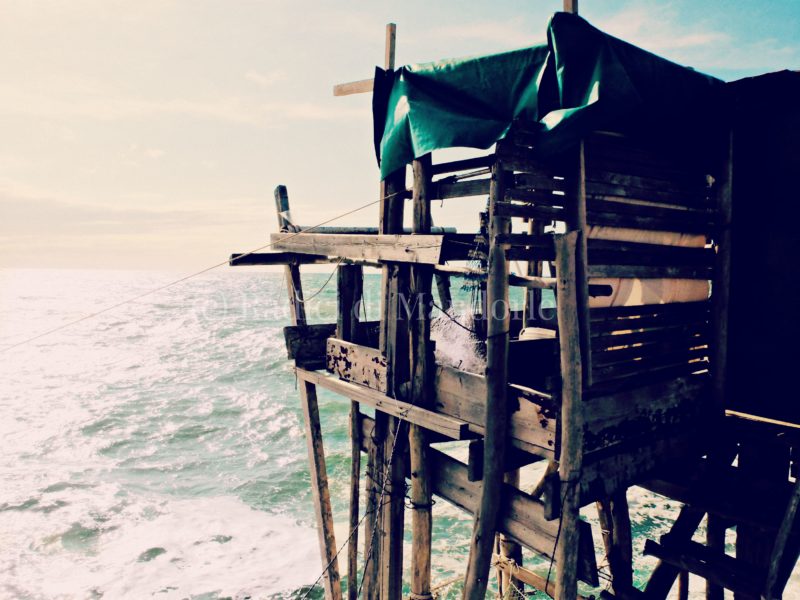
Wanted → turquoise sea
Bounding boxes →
[0,268,796,599]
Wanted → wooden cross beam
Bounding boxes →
[332,23,396,96]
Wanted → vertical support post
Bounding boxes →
[275,185,342,600]
[712,131,732,421]
[376,167,409,600]
[523,218,545,327]
[705,516,726,600]
[596,491,633,594]
[553,230,583,600]
[409,154,434,599]
[563,0,578,14]
[498,471,523,595]
[364,28,402,598]
[678,571,690,600]
[338,265,364,600]
[434,273,453,313]
[463,160,511,600]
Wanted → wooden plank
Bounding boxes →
[284,323,335,368]
[299,368,474,441]
[463,160,512,600]
[326,338,388,394]
[431,178,491,200]
[293,225,454,234]
[270,232,445,264]
[430,449,598,584]
[274,185,342,600]
[587,264,712,279]
[431,154,495,175]
[333,78,373,97]
[434,365,557,455]
[643,540,763,598]
[229,251,328,266]
[582,375,709,452]
[596,491,634,595]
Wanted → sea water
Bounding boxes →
[0,268,795,599]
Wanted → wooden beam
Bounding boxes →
[463,161,511,599]
[384,23,396,70]
[554,230,584,600]
[333,78,373,97]
[431,449,599,585]
[564,0,579,14]
[297,367,472,440]
[274,185,342,600]
[643,539,763,598]
[337,265,363,600]
[270,232,445,264]
[409,154,434,600]
[376,166,408,600]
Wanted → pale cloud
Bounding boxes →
[0,78,363,126]
[244,69,286,88]
[429,19,541,50]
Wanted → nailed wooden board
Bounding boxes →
[582,375,710,452]
[434,365,557,456]
[270,233,445,264]
[326,338,388,394]
[430,449,599,586]
[296,367,471,440]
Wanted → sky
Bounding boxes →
[1,0,798,270]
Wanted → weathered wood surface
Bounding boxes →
[582,375,708,452]
[434,365,557,456]
[333,77,374,96]
[283,322,380,366]
[326,338,388,394]
[467,440,542,482]
[643,539,763,598]
[431,449,599,585]
[409,154,434,600]
[337,265,363,600]
[297,367,471,440]
[229,251,328,266]
[463,162,512,600]
[554,230,584,600]
[596,491,633,595]
[275,185,342,600]
[270,232,446,264]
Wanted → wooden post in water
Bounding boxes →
[409,154,434,599]
[463,161,511,600]
[337,264,364,600]
[274,185,342,600]
[595,491,633,594]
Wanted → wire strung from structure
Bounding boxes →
[0,197,384,354]
[292,257,346,304]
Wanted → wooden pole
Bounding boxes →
[463,162,511,599]
[338,265,364,600]
[553,230,583,600]
[595,491,633,594]
[678,570,690,600]
[275,185,342,600]
[365,30,403,599]
[409,154,434,599]
[563,0,578,14]
[498,470,524,595]
[377,168,409,600]
[705,515,726,600]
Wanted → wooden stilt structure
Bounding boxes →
[228,10,800,600]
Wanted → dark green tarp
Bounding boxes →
[373,12,724,178]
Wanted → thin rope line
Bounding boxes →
[293,257,345,304]
[0,198,383,354]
